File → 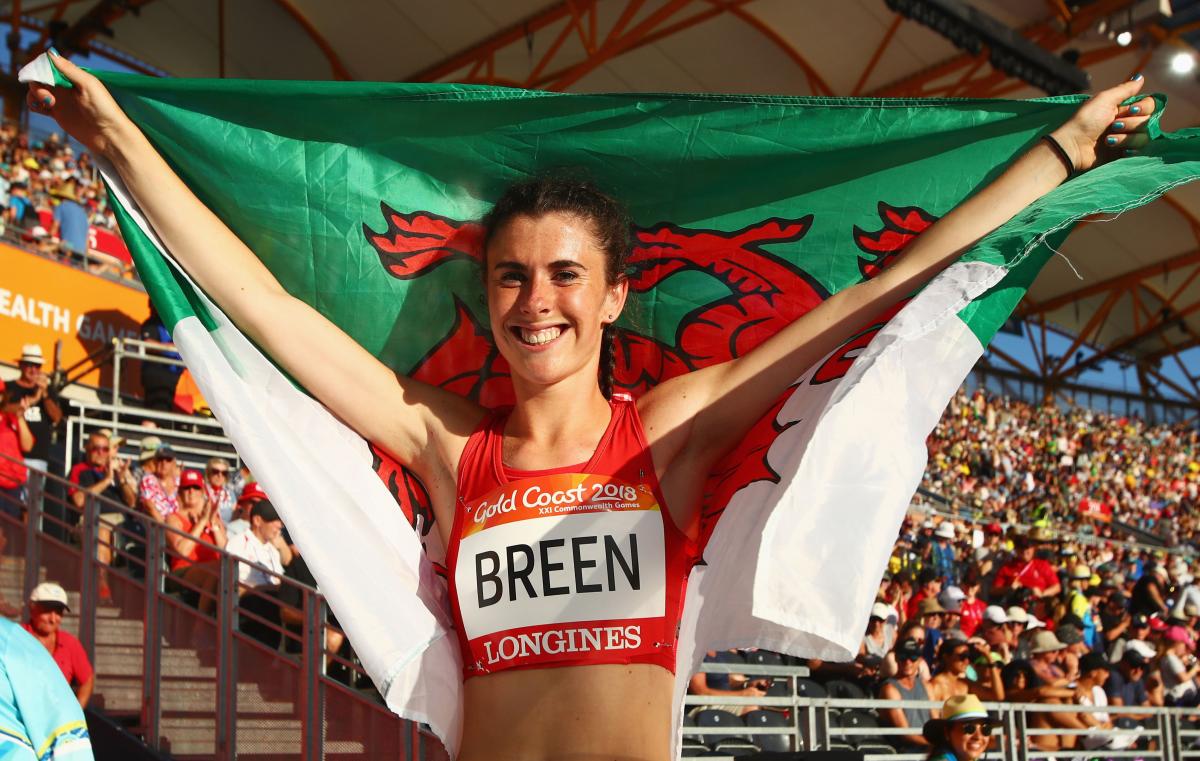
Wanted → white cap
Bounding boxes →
[1006,606,1030,624]
[923,519,935,529]
[984,605,1008,624]
[19,344,43,365]
[29,581,68,609]
[1026,616,1046,631]
[935,523,956,540]
[870,602,891,620]
[1126,639,1157,660]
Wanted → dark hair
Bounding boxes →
[481,176,632,399]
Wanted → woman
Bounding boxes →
[922,694,999,761]
[165,469,227,611]
[204,457,235,525]
[861,601,895,658]
[29,51,1155,761]
[1159,625,1200,706]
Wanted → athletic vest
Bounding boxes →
[448,394,699,678]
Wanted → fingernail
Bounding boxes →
[1106,136,1118,145]
[48,46,59,57]
[40,97,50,108]
[1132,73,1144,81]
[1113,121,1125,130]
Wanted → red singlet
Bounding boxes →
[448,394,700,678]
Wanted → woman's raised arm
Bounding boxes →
[29,53,483,474]
[641,76,1153,530]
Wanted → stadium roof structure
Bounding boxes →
[6,0,1200,406]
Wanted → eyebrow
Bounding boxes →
[493,259,586,271]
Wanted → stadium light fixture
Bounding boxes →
[1171,51,1196,75]
[884,0,1089,94]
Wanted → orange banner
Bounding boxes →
[0,242,149,391]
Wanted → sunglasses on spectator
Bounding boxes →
[956,721,991,737]
[951,650,971,660]
[88,445,110,452]
[900,653,923,662]
[208,468,228,476]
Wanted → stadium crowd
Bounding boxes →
[689,387,1200,753]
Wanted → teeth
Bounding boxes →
[519,326,562,345]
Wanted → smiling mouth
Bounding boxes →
[512,325,565,346]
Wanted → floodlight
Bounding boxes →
[1171,51,1196,75]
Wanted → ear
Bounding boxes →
[603,275,629,326]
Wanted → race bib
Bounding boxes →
[454,473,667,671]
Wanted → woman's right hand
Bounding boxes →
[26,51,132,159]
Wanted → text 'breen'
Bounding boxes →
[476,533,640,608]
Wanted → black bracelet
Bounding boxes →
[1041,134,1077,182]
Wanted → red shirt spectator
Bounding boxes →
[22,582,94,707]
[993,553,1060,596]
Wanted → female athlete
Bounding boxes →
[30,53,1153,761]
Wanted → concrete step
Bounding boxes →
[95,644,217,679]
[96,677,296,714]
[159,717,367,757]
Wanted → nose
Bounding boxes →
[519,274,552,315]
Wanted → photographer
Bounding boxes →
[5,345,61,474]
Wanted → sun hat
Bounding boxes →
[1028,526,1055,543]
[984,605,1008,625]
[870,602,891,620]
[935,523,955,540]
[138,435,163,462]
[895,639,924,661]
[938,586,965,613]
[921,694,998,745]
[29,581,69,610]
[18,344,44,365]
[1029,630,1067,654]
[1126,639,1157,660]
[1166,625,1195,648]
[1006,606,1030,624]
[918,598,947,617]
[1071,564,1092,580]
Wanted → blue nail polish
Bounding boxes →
[40,97,50,108]
[1113,121,1125,130]
[48,46,59,57]
[1130,105,1141,115]
[1132,72,1144,80]
[1106,136,1118,146]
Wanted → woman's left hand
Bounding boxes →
[1053,75,1155,172]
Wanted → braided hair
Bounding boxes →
[482,175,631,399]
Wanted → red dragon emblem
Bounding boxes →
[364,201,936,559]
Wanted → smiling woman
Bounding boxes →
[922,695,1000,761]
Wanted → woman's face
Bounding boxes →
[485,212,626,394]
[947,720,991,760]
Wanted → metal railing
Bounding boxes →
[683,688,1200,761]
[64,398,239,475]
[0,459,447,760]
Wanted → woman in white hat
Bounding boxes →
[921,695,998,761]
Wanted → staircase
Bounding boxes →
[0,552,377,758]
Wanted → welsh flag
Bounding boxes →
[22,55,1200,754]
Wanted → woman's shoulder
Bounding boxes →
[928,750,959,761]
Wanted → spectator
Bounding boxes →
[49,179,88,262]
[138,440,180,522]
[932,522,958,583]
[0,617,92,758]
[992,531,1060,601]
[21,582,93,708]
[67,431,136,601]
[1106,646,1154,714]
[225,500,290,650]
[205,457,236,524]
[1076,652,1140,750]
[686,650,768,716]
[165,470,227,612]
[881,639,937,751]
[957,571,986,638]
[1131,563,1171,620]
[1159,625,1199,706]
[1028,630,1069,687]
[919,694,998,761]
[862,602,895,658]
[908,569,943,621]
[977,606,1012,662]
[139,303,184,413]
[1065,565,1099,648]
[0,387,33,511]
[5,344,62,474]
